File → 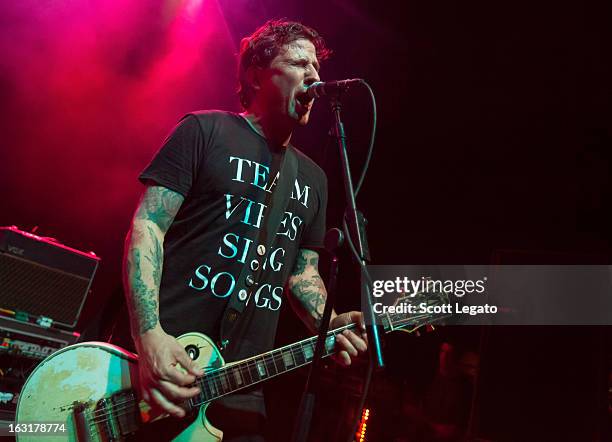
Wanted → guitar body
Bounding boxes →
[16,333,225,442]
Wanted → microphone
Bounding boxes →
[306,79,363,99]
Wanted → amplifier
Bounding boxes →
[0,226,100,330]
[0,316,80,422]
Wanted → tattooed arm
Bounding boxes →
[124,185,185,335]
[287,249,368,366]
[123,185,202,417]
[286,249,333,331]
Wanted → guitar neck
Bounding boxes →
[187,295,450,409]
[190,323,357,407]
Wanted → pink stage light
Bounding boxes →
[184,0,206,18]
[1,0,237,256]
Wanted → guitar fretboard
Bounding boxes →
[190,323,355,408]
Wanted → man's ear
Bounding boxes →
[246,66,261,92]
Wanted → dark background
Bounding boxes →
[1,1,611,440]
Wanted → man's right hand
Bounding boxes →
[134,326,204,418]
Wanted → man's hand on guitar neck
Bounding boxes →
[329,311,368,367]
[287,249,368,367]
[134,325,204,418]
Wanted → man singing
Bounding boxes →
[123,19,367,441]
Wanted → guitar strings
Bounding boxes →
[88,355,320,427]
[88,314,435,425]
[88,314,433,426]
[87,324,357,425]
[88,323,348,419]
[87,346,332,425]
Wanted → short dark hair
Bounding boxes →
[237,19,331,109]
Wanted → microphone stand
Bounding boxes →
[290,229,343,442]
[290,87,383,442]
[330,94,385,442]
[330,95,384,370]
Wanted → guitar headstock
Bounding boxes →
[378,288,451,334]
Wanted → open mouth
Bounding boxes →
[296,91,313,110]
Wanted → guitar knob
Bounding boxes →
[185,345,199,360]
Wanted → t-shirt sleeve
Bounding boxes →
[299,171,328,250]
[139,114,206,197]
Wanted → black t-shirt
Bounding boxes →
[139,110,327,360]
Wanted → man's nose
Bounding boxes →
[304,66,320,85]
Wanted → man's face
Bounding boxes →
[254,38,321,126]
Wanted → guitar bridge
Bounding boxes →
[72,401,95,442]
[72,390,141,441]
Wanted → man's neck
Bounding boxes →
[241,107,293,148]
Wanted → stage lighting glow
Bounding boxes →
[184,0,205,18]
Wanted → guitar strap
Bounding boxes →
[219,145,298,350]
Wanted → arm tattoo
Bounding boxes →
[293,251,308,275]
[126,249,159,335]
[289,249,328,328]
[134,186,184,232]
[124,186,184,335]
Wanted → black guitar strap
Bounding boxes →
[219,145,298,350]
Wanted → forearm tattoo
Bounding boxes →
[289,249,328,328]
[125,186,184,335]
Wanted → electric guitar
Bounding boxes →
[15,292,449,441]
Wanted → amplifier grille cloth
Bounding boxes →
[0,253,89,326]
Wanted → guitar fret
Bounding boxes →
[293,345,306,365]
[272,351,282,373]
[214,375,224,397]
[193,389,205,406]
[232,366,244,387]
[247,363,256,384]
[269,352,279,374]
[282,349,294,368]
[256,357,268,378]
[265,355,277,376]
[226,368,237,390]
[303,342,314,361]
[219,371,230,393]
[280,351,289,372]
[217,374,227,395]
[202,378,213,399]
[209,377,219,398]
[244,363,254,384]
